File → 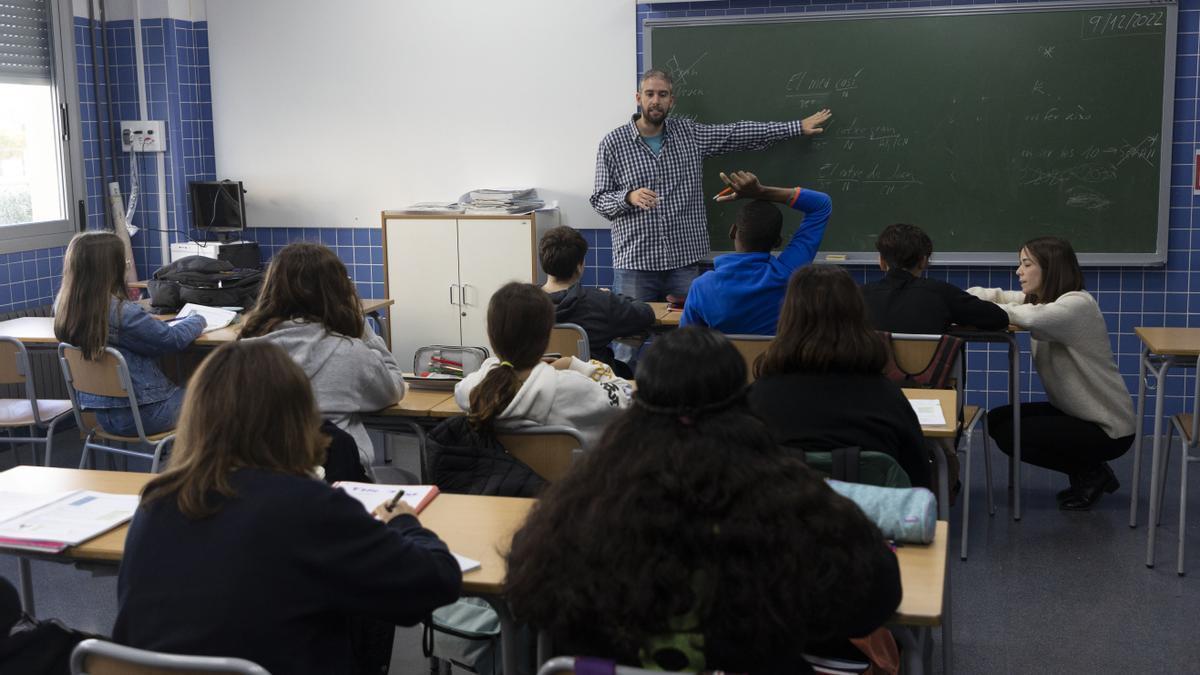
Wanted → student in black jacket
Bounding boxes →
[749,265,932,488]
[862,223,1008,334]
[540,226,655,376]
[113,341,461,675]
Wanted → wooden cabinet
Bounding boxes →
[382,211,556,367]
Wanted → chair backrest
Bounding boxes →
[0,336,28,386]
[726,334,773,383]
[59,345,131,398]
[71,638,270,675]
[497,426,586,482]
[882,333,966,422]
[547,324,590,361]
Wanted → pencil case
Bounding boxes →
[826,478,937,544]
[409,345,490,389]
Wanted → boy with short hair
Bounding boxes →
[680,171,831,335]
[862,223,1008,334]
[539,226,655,376]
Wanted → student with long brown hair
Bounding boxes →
[968,236,1134,510]
[54,231,205,436]
[454,282,633,448]
[748,264,932,488]
[239,242,404,470]
[113,341,461,674]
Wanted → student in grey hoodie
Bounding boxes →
[239,243,405,470]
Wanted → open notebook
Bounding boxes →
[168,303,237,333]
[0,490,139,553]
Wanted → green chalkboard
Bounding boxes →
[645,2,1175,264]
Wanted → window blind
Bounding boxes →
[0,0,50,85]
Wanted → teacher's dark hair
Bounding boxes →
[639,68,674,89]
[1021,236,1084,304]
[756,264,887,377]
[468,282,555,431]
[505,326,895,671]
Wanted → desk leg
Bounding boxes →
[934,440,951,520]
[1130,347,1151,528]
[483,595,520,675]
[1008,336,1022,521]
[537,629,552,669]
[17,557,34,616]
[1145,358,1174,567]
[942,540,953,675]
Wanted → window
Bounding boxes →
[0,0,82,252]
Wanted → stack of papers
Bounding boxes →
[0,490,139,553]
[399,202,464,214]
[169,303,238,333]
[460,187,544,215]
[908,399,947,426]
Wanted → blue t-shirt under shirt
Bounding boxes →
[642,133,664,155]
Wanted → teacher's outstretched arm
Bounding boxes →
[695,108,832,158]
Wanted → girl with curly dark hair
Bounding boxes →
[504,326,901,673]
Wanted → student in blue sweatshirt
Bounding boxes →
[680,171,831,335]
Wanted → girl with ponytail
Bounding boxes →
[453,282,632,448]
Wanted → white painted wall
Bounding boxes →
[204,0,635,229]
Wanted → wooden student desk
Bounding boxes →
[0,299,394,348]
[1131,327,1200,568]
[0,465,946,673]
[647,301,681,327]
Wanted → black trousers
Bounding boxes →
[987,402,1134,478]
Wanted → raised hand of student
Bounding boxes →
[716,171,766,201]
[801,108,833,135]
[626,187,659,210]
[373,499,418,524]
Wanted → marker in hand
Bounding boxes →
[712,186,735,201]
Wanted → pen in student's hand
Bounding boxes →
[387,490,404,511]
[712,186,735,201]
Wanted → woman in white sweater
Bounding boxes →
[455,282,633,449]
[969,236,1135,510]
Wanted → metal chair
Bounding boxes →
[0,337,72,465]
[1148,353,1200,575]
[70,638,270,674]
[497,425,587,482]
[548,323,590,361]
[58,344,175,473]
[725,334,773,383]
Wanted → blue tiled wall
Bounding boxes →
[631,0,1200,430]
[68,15,383,305]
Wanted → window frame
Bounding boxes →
[0,0,85,254]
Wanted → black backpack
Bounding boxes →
[147,255,263,313]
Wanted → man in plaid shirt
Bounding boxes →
[591,68,832,302]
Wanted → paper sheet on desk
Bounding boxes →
[909,399,946,426]
[453,552,481,573]
[169,303,237,333]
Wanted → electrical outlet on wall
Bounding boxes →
[120,121,167,152]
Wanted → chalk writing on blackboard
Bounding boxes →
[1082,10,1165,39]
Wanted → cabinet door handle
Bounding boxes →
[449,284,459,306]
[460,284,470,306]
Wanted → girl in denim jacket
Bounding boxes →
[54,232,205,436]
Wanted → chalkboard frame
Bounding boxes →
[644,0,1177,266]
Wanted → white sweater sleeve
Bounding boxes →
[1000,292,1098,344]
[965,287,1026,304]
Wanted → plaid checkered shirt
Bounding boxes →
[591,115,805,271]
